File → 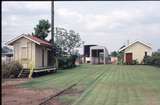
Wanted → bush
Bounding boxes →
[143,52,160,66]
[57,55,77,69]
[143,56,153,65]
[132,59,139,65]
[117,60,123,65]
[2,61,23,78]
[152,53,160,66]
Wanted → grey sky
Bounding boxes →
[2,1,160,54]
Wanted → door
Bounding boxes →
[126,53,132,64]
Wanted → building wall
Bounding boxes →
[11,37,50,68]
[44,48,48,66]
[124,42,152,63]
[13,37,36,68]
[111,57,118,64]
[35,45,48,67]
[35,45,42,67]
[90,57,104,64]
[85,57,91,63]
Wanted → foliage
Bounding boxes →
[143,56,153,64]
[117,51,124,64]
[57,55,77,69]
[48,27,83,68]
[54,27,84,55]
[143,52,160,66]
[117,59,123,65]
[53,43,67,57]
[110,51,118,57]
[132,59,139,65]
[2,61,23,78]
[32,19,51,39]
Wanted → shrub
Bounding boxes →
[57,55,77,69]
[132,59,139,65]
[122,62,127,65]
[143,52,160,66]
[2,61,23,78]
[143,56,153,65]
[117,59,124,65]
[152,52,160,66]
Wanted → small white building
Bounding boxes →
[119,41,152,64]
[90,46,109,64]
[6,34,52,69]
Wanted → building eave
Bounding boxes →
[119,41,152,52]
[6,34,41,46]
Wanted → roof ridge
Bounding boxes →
[119,40,152,52]
[31,35,50,42]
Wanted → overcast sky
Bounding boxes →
[2,1,160,54]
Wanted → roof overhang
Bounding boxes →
[90,45,107,50]
[119,41,152,52]
[6,34,41,46]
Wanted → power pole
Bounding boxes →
[51,1,54,45]
[51,1,59,69]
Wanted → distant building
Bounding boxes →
[119,41,152,64]
[83,45,97,63]
[158,49,160,52]
[90,45,109,64]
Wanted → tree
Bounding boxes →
[143,52,160,66]
[32,19,51,39]
[110,51,118,57]
[117,51,124,64]
[54,27,84,55]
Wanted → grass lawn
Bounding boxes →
[20,64,160,105]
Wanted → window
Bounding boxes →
[145,51,147,56]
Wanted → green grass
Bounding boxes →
[19,64,160,105]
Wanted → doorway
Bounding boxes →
[126,53,132,64]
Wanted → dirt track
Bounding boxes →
[2,79,61,105]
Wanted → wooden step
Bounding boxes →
[18,69,30,78]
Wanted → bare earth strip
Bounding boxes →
[2,79,60,105]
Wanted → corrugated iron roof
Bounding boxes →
[27,35,52,47]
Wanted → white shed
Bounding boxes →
[90,46,109,64]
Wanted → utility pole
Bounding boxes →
[51,1,58,69]
[51,1,54,45]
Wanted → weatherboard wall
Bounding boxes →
[124,42,152,63]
